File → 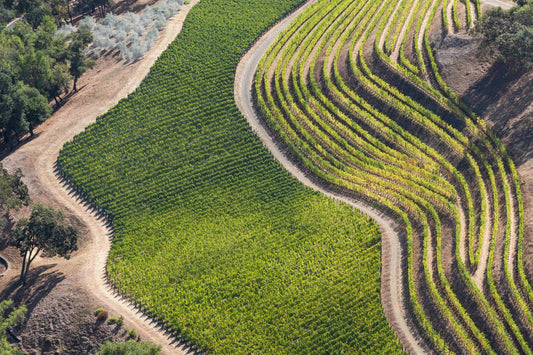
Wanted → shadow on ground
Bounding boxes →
[1,264,65,316]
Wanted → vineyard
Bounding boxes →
[57,0,403,353]
[254,0,533,353]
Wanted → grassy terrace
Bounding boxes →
[58,0,402,353]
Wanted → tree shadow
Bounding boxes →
[112,0,160,16]
[0,264,65,321]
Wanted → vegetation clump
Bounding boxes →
[74,0,184,60]
[11,203,79,285]
[0,17,94,148]
[255,0,533,352]
[95,309,109,322]
[94,308,106,316]
[99,339,161,355]
[107,315,124,327]
[475,0,533,71]
[0,299,26,355]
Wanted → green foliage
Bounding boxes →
[58,0,402,353]
[12,203,79,284]
[0,14,93,145]
[99,340,161,355]
[475,0,533,71]
[127,329,137,340]
[0,71,51,144]
[0,163,29,211]
[76,0,115,19]
[256,0,533,352]
[0,300,26,355]
[107,315,124,327]
[1,0,72,27]
[68,29,95,91]
[94,308,106,316]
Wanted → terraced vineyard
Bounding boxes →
[254,0,533,353]
[57,0,404,353]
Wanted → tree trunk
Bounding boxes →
[5,129,15,151]
[19,251,27,285]
[21,248,40,285]
[73,77,78,92]
[54,96,60,106]
[67,1,73,24]
[29,122,34,137]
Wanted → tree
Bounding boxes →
[68,29,95,92]
[12,203,78,285]
[16,48,52,97]
[99,340,161,355]
[0,300,26,355]
[474,0,533,71]
[48,63,72,106]
[15,0,38,15]
[497,24,533,71]
[0,163,29,211]
[14,83,52,136]
[0,163,29,231]
[33,15,56,51]
[1,80,51,146]
[0,72,16,143]
[77,0,115,18]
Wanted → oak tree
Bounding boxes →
[12,204,78,285]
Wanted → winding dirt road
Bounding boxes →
[234,2,431,353]
[483,0,513,9]
[1,1,199,354]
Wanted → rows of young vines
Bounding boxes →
[254,0,533,353]
[57,0,403,353]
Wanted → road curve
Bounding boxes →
[234,1,431,354]
[1,1,199,354]
[482,0,513,9]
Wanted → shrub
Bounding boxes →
[99,339,161,355]
[107,315,124,327]
[96,310,109,322]
[93,308,106,316]
[127,328,138,339]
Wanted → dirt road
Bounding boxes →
[1,1,199,354]
[482,0,513,9]
[234,1,431,353]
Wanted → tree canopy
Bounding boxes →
[0,300,26,355]
[0,14,93,148]
[12,203,79,284]
[475,0,533,71]
[0,163,29,211]
[0,0,115,29]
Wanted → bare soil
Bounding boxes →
[1,268,132,354]
[0,1,199,354]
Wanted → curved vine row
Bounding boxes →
[254,0,533,353]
